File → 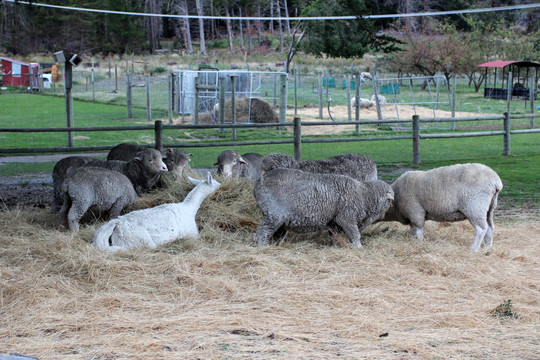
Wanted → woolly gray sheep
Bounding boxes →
[381,163,503,253]
[254,168,394,248]
[107,143,147,161]
[108,143,192,180]
[261,153,378,182]
[51,149,167,211]
[214,150,263,181]
[59,167,137,232]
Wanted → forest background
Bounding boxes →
[1,0,539,83]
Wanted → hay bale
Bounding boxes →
[200,98,278,124]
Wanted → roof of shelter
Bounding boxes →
[478,60,540,68]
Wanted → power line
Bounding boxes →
[2,0,539,21]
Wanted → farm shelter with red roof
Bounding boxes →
[478,60,540,100]
[1,57,40,88]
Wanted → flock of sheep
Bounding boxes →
[51,144,503,254]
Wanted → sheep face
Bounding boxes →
[163,149,192,180]
[134,149,168,173]
[214,150,246,177]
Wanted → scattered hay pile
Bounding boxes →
[0,181,539,359]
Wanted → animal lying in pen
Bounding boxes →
[60,167,138,232]
[381,163,503,253]
[253,168,394,248]
[92,172,221,251]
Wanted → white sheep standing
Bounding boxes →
[381,163,503,253]
[92,172,221,251]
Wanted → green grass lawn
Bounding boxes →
[1,91,538,209]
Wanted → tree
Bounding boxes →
[145,0,161,52]
[175,0,193,53]
[284,0,399,70]
[195,0,206,54]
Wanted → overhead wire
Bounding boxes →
[2,0,539,21]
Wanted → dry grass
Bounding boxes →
[1,175,539,359]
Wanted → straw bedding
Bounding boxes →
[0,174,539,359]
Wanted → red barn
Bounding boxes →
[1,57,39,88]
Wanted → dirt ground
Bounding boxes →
[291,104,486,135]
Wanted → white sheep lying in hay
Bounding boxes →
[350,97,375,109]
[92,172,221,251]
[371,94,387,105]
[381,163,503,253]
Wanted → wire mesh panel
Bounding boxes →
[172,69,287,124]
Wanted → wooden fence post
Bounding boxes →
[91,66,95,101]
[294,117,302,161]
[218,76,225,130]
[346,73,351,121]
[146,75,152,122]
[168,73,173,124]
[529,75,535,128]
[373,72,383,124]
[126,73,133,119]
[318,72,323,119]
[194,75,199,124]
[504,112,511,156]
[412,114,420,164]
[154,120,163,152]
[451,75,456,130]
[279,74,287,129]
[355,73,361,135]
[294,68,298,116]
[273,73,277,108]
[231,75,237,140]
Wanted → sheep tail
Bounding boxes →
[487,178,503,227]
[92,220,119,250]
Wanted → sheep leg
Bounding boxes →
[67,200,89,232]
[254,217,284,246]
[335,219,362,248]
[483,197,497,249]
[469,221,488,253]
[272,226,288,242]
[108,199,125,219]
[410,225,424,239]
[483,213,495,248]
[58,192,72,229]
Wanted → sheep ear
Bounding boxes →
[238,156,247,164]
[387,192,394,201]
[213,161,219,165]
[187,176,201,186]
[206,171,212,183]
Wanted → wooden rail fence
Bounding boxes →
[0,113,539,165]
